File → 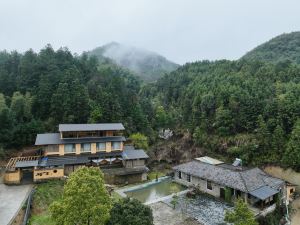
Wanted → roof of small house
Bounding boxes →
[122,149,149,160]
[173,160,284,193]
[36,149,148,167]
[15,160,39,168]
[59,123,125,132]
[35,133,126,145]
[195,156,224,165]
[249,186,279,200]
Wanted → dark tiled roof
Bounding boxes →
[249,186,279,200]
[59,123,125,132]
[40,152,123,166]
[124,145,135,151]
[122,149,149,160]
[173,160,284,193]
[15,160,39,168]
[35,133,126,145]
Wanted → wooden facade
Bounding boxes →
[44,142,124,156]
[4,123,149,185]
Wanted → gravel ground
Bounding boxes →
[150,202,203,225]
[164,195,233,225]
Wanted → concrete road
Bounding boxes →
[0,182,32,225]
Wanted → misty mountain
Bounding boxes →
[88,42,179,82]
[241,31,300,64]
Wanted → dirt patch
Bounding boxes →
[150,202,202,225]
[291,198,300,225]
[264,166,300,190]
[11,208,25,225]
[149,132,203,164]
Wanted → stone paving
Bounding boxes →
[164,194,233,225]
[150,202,203,225]
[0,178,32,225]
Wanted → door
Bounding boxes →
[220,188,225,200]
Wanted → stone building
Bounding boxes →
[173,156,295,214]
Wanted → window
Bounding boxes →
[187,174,191,182]
[290,189,294,194]
[96,142,106,151]
[178,171,182,179]
[112,142,121,150]
[81,143,91,152]
[207,180,212,190]
[64,144,76,153]
[45,145,59,153]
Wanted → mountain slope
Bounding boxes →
[88,42,179,82]
[242,31,300,64]
[143,59,300,168]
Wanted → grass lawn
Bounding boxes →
[29,180,65,225]
[148,171,168,180]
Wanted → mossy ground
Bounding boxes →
[29,180,64,225]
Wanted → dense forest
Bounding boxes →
[88,42,179,82]
[242,32,300,64]
[143,59,300,169]
[0,45,155,150]
[1,32,300,170]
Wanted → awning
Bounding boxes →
[249,186,279,200]
[15,160,39,168]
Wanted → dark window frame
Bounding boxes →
[187,174,191,182]
[207,180,213,190]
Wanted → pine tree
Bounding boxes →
[282,120,300,169]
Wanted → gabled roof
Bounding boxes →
[59,123,125,132]
[122,149,149,160]
[173,160,284,193]
[15,160,39,168]
[35,133,126,145]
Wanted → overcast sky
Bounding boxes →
[0,0,299,64]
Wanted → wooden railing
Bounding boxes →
[6,156,40,171]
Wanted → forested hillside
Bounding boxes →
[0,45,154,150]
[88,42,179,82]
[1,36,300,170]
[242,32,300,64]
[142,60,300,169]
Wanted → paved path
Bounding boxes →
[0,183,32,225]
[150,202,202,225]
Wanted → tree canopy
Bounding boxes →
[50,167,111,225]
[144,59,300,168]
[107,197,153,225]
[129,132,149,150]
[241,31,300,64]
[0,46,154,150]
[225,199,258,225]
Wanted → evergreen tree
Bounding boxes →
[282,120,300,169]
